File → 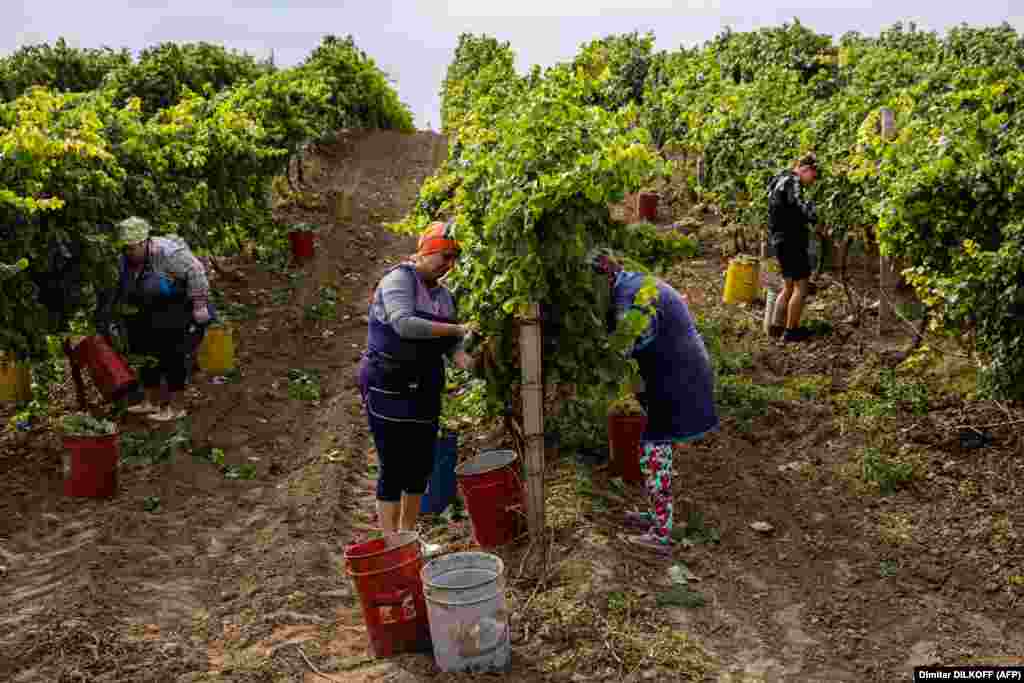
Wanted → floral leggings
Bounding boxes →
[640,441,674,544]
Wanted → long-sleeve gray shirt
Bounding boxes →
[370,265,465,355]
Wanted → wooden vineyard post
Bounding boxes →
[519,303,546,539]
[877,107,897,336]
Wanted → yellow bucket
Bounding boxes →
[723,257,760,305]
[198,325,235,376]
[0,356,32,404]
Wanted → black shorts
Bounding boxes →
[776,241,811,281]
[367,411,437,502]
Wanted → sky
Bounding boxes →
[4,1,1022,130]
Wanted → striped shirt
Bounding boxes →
[124,235,210,308]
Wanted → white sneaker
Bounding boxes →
[148,406,187,422]
[125,401,159,415]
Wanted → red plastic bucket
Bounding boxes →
[344,532,431,658]
[607,414,647,484]
[637,192,658,221]
[455,450,525,548]
[73,336,139,403]
[288,230,316,262]
[62,433,119,498]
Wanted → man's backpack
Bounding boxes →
[765,171,791,234]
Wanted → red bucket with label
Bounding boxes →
[62,433,120,498]
[607,414,647,484]
[345,532,430,658]
[288,230,316,262]
[455,450,525,548]
[637,192,658,221]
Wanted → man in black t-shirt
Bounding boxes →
[766,153,819,343]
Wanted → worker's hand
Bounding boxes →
[192,305,211,325]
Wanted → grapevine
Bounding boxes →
[0,36,411,367]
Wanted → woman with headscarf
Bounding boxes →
[359,220,475,540]
[589,248,719,556]
[96,217,215,422]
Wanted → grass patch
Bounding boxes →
[878,512,914,546]
[193,446,258,481]
[239,575,259,597]
[526,582,716,678]
[574,466,609,512]
[694,311,759,374]
[305,286,339,321]
[718,348,754,375]
[287,368,322,401]
[673,510,721,545]
[270,287,292,306]
[879,368,930,415]
[836,368,931,435]
[990,515,1016,553]
[252,228,293,274]
[879,559,899,578]
[210,291,256,322]
[835,390,895,432]
[785,374,832,402]
[716,375,785,429]
[957,479,979,499]
[656,585,706,608]
[860,447,917,496]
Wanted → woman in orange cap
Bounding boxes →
[358,220,475,543]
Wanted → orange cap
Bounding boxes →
[417,220,460,256]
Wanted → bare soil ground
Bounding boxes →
[2,131,1022,682]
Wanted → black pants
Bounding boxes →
[126,314,204,393]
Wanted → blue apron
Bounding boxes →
[359,265,458,425]
[613,272,719,443]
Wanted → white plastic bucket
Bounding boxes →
[763,287,779,335]
[420,552,510,674]
[808,238,821,272]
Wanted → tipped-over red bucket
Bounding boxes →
[63,433,119,498]
[607,414,647,484]
[72,335,139,403]
[344,532,431,658]
[288,230,316,262]
[455,450,525,548]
